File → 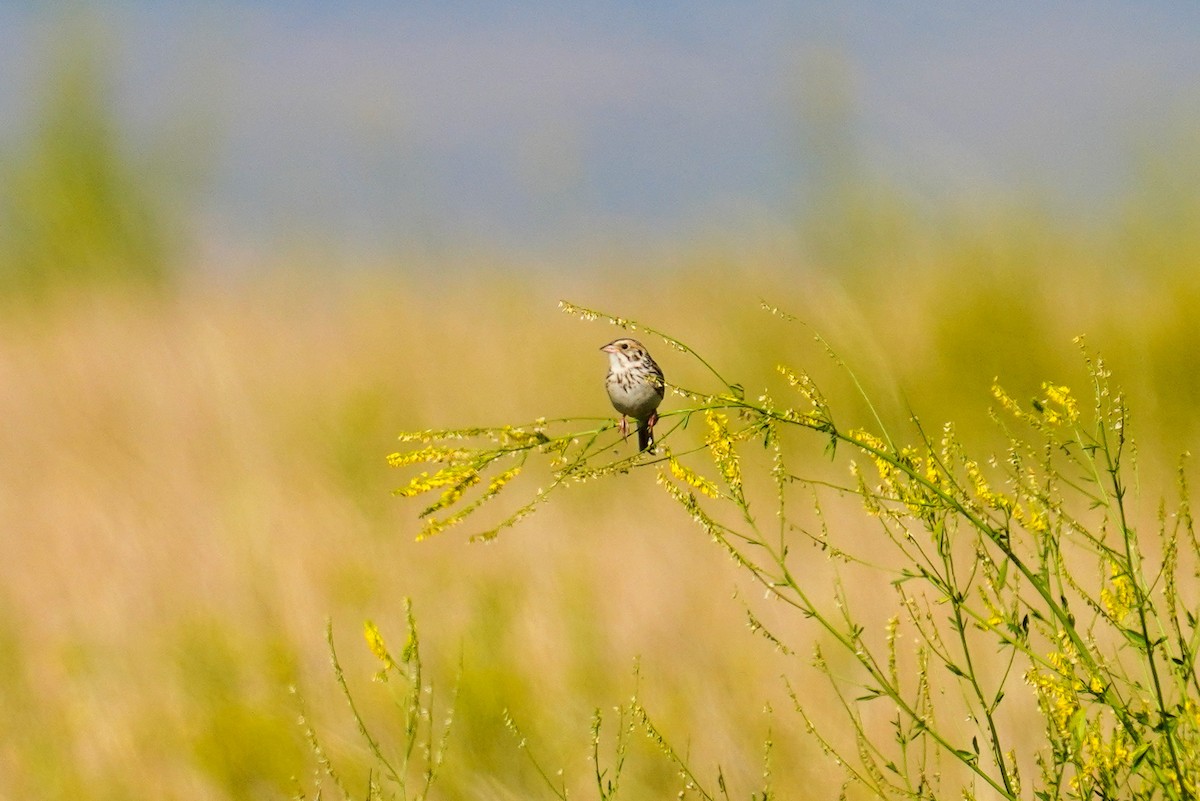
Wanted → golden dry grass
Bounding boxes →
[0,269,813,799]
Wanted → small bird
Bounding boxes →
[601,337,665,452]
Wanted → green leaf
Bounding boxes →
[1153,708,1179,734]
[1120,626,1150,652]
[1068,708,1087,746]
[1129,742,1152,770]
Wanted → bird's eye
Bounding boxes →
[620,343,628,349]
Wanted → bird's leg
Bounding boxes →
[639,411,659,453]
[619,415,629,440]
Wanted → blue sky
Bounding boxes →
[1,2,1198,257]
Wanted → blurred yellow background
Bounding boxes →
[1,5,1199,799]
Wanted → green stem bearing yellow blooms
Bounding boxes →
[389,306,1200,800]
[315,601,456,799]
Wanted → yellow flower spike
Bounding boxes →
[392,470,433,497]
[776,364,825,409]
[425,470,482,515]
[1026,664,1081,736]
[485,466,522,496]
[977,586,1006,629]
[991,383,1026,420]
[417,510,464,540]
[924,455,943,487]
[1100,562,1138,622]
[500,427,550,447]
[1025,506,1050,534]
[705,410,742,495]
[847,428,886,452]
[363,620,395,671]
[386,445,468,468]
[846,429,903,491]
[667,456,721,499]
[961,459,1017,513]
[1042,383,1080,423]
[393,465,477,499]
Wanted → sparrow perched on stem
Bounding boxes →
[601,337,665,452]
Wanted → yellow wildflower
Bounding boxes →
[393,465,478,499]
[420,470,481,516]
[1100,562,1138,622]
[1026,662,1080,736]
[485,466,522,496]
[387,445,467,467]
[1041,383,1080,424]
[363,620,395,670]
[667,456,721,499]
[776,364,824,409]
[500,427,549,447]
[1032,510,1050,534]
[705,410,742,495]
[991,383,1025,419]
[1071,722,1135,795]
[965,460,1012,512]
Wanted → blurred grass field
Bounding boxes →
[4,29,1200,800]
[2,242,1200,799]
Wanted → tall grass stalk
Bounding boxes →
[298,600,457,800]
[385,303,1199,799]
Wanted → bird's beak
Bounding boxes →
[600,344,616,353]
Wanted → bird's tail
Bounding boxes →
[637,420,655,453]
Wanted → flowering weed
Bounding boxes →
[381,305,1200,800]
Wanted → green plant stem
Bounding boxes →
[695,491,1018,800]
[943,555,1015,794]
[1108,449,1186,795]
[703,392,1144,746]
[326,622,406,790]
